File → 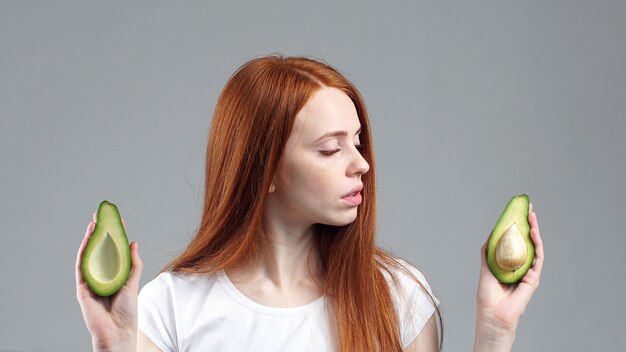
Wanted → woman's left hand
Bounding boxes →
[475,203,545,335]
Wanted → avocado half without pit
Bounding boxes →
[81,200,131,296]
[487,194,535,284]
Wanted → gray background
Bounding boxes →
[1,1,624,351]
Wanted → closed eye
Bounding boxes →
[320,144,364,156]
[320,147,341,156]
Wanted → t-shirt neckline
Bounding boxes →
[216,269,326,316]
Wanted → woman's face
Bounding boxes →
[268,87,370,228]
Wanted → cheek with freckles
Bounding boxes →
[285,157,341,207]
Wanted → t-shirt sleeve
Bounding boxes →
[138,272,179,352]
[392,260,440,349]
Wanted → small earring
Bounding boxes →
[269,183,276,193]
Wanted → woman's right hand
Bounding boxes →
[75,211,143,352]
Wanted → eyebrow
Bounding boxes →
[314,127,362,142]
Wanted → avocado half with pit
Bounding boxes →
[487,194,535,284]
[81,200,131,296]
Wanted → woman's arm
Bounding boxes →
[473,205,544,352]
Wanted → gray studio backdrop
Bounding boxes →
[1,1,624,351]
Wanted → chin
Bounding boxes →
[322,211,358,227]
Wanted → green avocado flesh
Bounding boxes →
[487,194,534,284]
[81,200,131,296]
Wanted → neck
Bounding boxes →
[223,199,326,307]
[257,213,320,288]
[224,195,325,299]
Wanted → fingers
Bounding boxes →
[76,221,96,286]
[480,231,492,263]
[126,241,144,295]
[85,219,95,238]
[480,240,487,264]
[529,211,544,275]
[514,208,543,301]
[528,207,538,230]
[479,233,493,278]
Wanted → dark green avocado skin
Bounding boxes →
[486,194,535,284]
[81,200,131,296]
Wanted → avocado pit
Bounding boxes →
[495,222,527,271]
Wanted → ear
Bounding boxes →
[269,182,276,193]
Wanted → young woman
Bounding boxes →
[76,55,544,351]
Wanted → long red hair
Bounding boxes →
[164,55,442,351]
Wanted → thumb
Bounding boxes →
[125,241,143,294]
[479,233,491,273]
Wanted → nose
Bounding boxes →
[347,147,370,176]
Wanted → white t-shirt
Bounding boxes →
[138,259,439,352]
